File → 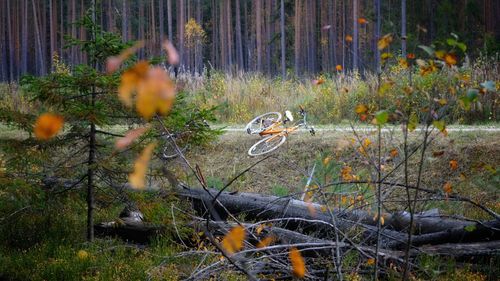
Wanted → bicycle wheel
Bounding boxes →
[244,112,282,135]
[161,135,187,159]
[248,134,287,156]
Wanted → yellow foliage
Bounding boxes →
[289,247,306,278]
[221,226,246,254]
[129,142,156,189]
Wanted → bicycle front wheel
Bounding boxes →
[248,134,287,156]
[244,112,282,135]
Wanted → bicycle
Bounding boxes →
[245,106,315,156]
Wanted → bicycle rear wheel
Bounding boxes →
[245,112,282,135]
[248,134,287,156]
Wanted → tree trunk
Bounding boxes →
[235,0,244,70]
[167,0,173,41]
[401,0,407,57]
[21,0,28,74]
[32,0,45,76]
[375,0,381,72]
[280,0,285,77]
[159,0,164,44]
[121,0,127,41]
[255,0,263,72]
[294,0,301,75]
[6,0,14,80]
[352,0,359,71]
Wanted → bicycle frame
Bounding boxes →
[258,111,309,138]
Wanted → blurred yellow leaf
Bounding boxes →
[378,34,393,50]
[366,258,375,265]
[345,35,353,42]
[336,65,343,71]
[355,104,368,114]
[118,61,150,107]
[257,236,275,248]
[77,250,89,260]
[399,58,409,69]
[381,52,393,60]
[435,50,446,59]
[289,247,306,278]
[115,126,150,150]
[221,226,246,254]
[362,138,371,148]
[129,142,156,189]
[34,113,64,140]
[136,67,176,120]
[255,224,266,235]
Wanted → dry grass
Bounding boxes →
[185,129,500,219]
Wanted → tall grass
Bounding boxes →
[179,55,499,124]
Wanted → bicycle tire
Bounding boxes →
[244,112,282,135]
[248,134,287,156]
[161,135,187,159]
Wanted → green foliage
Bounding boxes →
[271,185,289,197]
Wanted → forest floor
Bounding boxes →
[184,126,500,219]
[0,124,499,280]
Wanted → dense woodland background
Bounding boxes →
[0,0,499,81]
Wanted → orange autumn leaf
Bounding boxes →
[129,142,156,189]
[106,41,145,73]
[345,35,353,42]
[136,67,176,120]
[449,159,458,170]
[444,53,457,66]
[221,226,246,254]
[34,113,64,140]
[419,60,437,76]
[335,64,343,71]
[443,182,453,194]
[366,258,375,266]
[377,34,393,50]
[162,40,180,65]
[406,53,416,59]
[256,235,275,248]
[115,126,150,150]
[390,148,399,158]
[312,78,325,85]
[358,18,368,24]
[118,61,150,107]
[289,247,306,278]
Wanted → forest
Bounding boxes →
[0,0,499,280]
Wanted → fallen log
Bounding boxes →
[94,216,500,259]
[176,187,479,235]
